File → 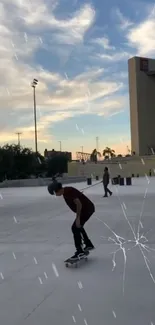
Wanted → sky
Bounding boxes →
[0,0,155,158]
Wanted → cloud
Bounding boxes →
[102,6,155,63]
[91,37,115,50]
[45,78,123,108]
[116,6,155,57]
[126,15,155,56]
[91,33,133,63]
[10,0,95,45]
[50,4,96,45]
[115,8,133,30]
[0,0,126,148]
[97,51,131,61]
[74,68,104,81]
[95,96,127,116]
[0,58,123,143]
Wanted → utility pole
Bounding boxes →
[15,132,22,146]
[59,141,62,152]
[127,146,130,154]
[81,146,83,161]
[96,136,100,161]
[96,136,99,152]
[31,78,38,154]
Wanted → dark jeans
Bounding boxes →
[104,183,112,196]
[71,210,94,253]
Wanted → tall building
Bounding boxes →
[128,56,155,155]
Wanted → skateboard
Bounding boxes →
[64,251,89,268]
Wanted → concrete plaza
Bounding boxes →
[0,177,155,325]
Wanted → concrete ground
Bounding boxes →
[0,177,155,325]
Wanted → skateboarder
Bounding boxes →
[103,167,112,197]
[48,182,95,260]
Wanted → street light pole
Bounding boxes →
[96,136,99,152]
[59,141,62,151]
[81,146,83,160]
[15,132,22,146]
[31,79,38,154]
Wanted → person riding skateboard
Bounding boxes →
[48,182,95,260]
[103,167,112,197]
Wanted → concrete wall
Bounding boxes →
[0,176,86,188]
[68,157,155,178]
[2,157,155,187]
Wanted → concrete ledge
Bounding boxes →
[0,176,87,188]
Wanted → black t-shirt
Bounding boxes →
[63,187,95,215]
[103,171,109,184]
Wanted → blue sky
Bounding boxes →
[0,0,155,157]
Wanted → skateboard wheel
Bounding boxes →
[66,263,69,267]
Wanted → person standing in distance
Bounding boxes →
[103,167,112,197]
[48,182,95,260]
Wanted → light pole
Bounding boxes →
[96,136,99,152]
[15,132,22,146]
[31,78,38,154]
[59,141,62,152]
[127,146,130,154]
[81,146,83,161]
[96,136,99,161]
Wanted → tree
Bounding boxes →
[90,149,101,163]
[32,153,46,177]
[0,144,45,180]
[0,146,14,181]
[46,153,69,177]
[103,147,115,159]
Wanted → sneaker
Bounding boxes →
[70,251,85,260]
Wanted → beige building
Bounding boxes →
[68,156,155,178]
[128,56,155,155]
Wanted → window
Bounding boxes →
[140,58,148,71]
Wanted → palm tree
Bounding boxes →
[103,147,115,159]
[90,149,101,162]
